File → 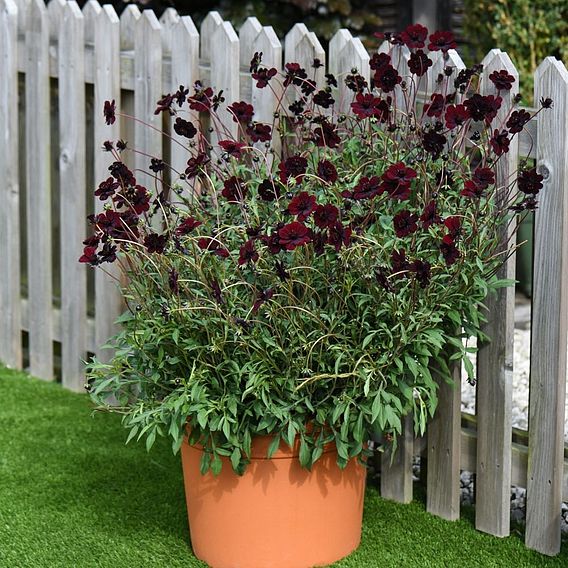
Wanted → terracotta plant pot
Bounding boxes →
[180,435,366,568]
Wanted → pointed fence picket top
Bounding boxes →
[285,23,326,87]
[134,10,162,186]
[170,15,199,181]
[200,10,222,64]
[526,57,568,557]
[159,7,179,55]
[46,0,64,40]
[15,0,29,35]
[377,40,410,113]
[424,49,465,98]
[475,48,519,538]
[92,2,123,362]
[58,0,86,391]
[210,19,240,144]
[329,29,369,114]
[82,0,100,45]
[239,16,262,70]
[0,0,21,369]
[119,3,139,50]
[26,0,52,380]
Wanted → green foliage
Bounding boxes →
[463,0,568,102]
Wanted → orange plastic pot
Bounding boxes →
[180,436,366,568]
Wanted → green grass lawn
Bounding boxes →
[0,365,567,568]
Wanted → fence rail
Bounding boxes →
[0,0,567,556]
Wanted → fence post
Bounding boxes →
[475,49,518,537]
[0,0,21,369]
[58,0,86,391]
[26,0,52,380]
[526,56,568,556]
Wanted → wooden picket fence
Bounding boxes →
[0,0,567,557]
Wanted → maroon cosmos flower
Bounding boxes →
[173,118,197,139]
[473,167,495,188]
[352,176,381,200]
[246,123,272,143]
[400,23,428,49]
[175,217,202,235]
[428,31,457,52]
[99,243,117,263]
[283,62,308,87]
[222,176,248,202]
[263,231,284,254]
[328,221,352,252]
[490,129,510,155]
[373,65,402,93]
[422,131,447,159]
[79,246,99,266]
[411,260,431,288]
[317,160,338,184]
[288,192,317,222]
[238,240,259,265]
[313,120,341,148]
[420,200,442,228]
[464,94,502,123]
[219,140,246,159]
[393,210,419,238]
[489,69,515,91]
[440,235,460,265]
[252,288,274,313]
[154,94,174,115]
[94,177,119,201]
[249,52,263,73]
[278,221,311,250]
[279,155,308,184]
[461,180,484,198]
[198,237,229,258]
[517,168,544,195]
[351,93,390,120]
[506,109,531,134]
[228,101,254,123]
[391,249,409,276]
[252,67,277,88]
[185,153,210,178]
[369,52,391,71]
[313,90,335,108]
[168,268,179,295]
[314,204,339,229]
[257,179,280,201]
[444,216,462,240]
[382,163,417,200]
[188,83,214,112]
[445,104,470,129]
[103,100,116,125]
[109,161,136,186]
[144,233,168,254]
[408,50,432,76]
[424,94,446,118]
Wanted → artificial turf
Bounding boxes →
[0,365,567,568]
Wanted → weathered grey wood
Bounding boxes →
[158,7,178,55]
[526,57,568,556]
[0,0,21,368]
[46,0,64,40]
[58,0,86,391]
[285,23,325,86]
[81,0,98,44]
[380,413,413,503]
[92,2,122,362]
[134,10,162,187]
[475,49,519,538]
[25,0,52,379]
[426,361,461,521]
[210,20,239,144]
[330,30,370,114]
[170,15,199,181]
[200,10,222,64]
[239,16,261,69]
[15,0,29,35]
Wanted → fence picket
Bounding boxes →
[26,0,52,379]
[58,0,86,391]
[426,360,461,520]
[0,0,21,369]
[526,57,568,556]
[380,414,414,503]
[92,2,122,362]
[284,23,325,84]
[46,0,64,39]
[158,7,178,55]
[475,49,518,538]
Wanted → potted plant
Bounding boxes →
[82,24,548,568]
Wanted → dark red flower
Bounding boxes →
[408,50,432,76]
[352,176,381,200]
[411,260,431,288]
[517,168,544,195]
[173,85,189,106]
[506,109,531,134]
[263,231,284,254]
[238,240,259,265]
[128,185,151,215]
[375,267,394,292]
[185,153,210,178]
[440,235,460,265]
[489,69,515,91]
[369,52,391,71]
[279,155,308,184]
[109,161,136,186]
[198,237,230,258]
[219,139,246,159]
[373,65,402,92]
[314,204,339,229]
[428,31,456,52]
[175,217,202,235]
[464,94,502,123]
[325,73,338,87]
[345,73,368,93]
[222,176,247,202]
[188,83,214,112]
[313,120,341,148]
[391,249,409,275]
[317,160,338,184]
[249,52,262,73]
[393,210,419,238]
[252,288,274,313]
[422,131,446,158]
[473,167,495,188]
[278,221,311,250]
[461,180,484,198]
[246,123,272,143]
[95,177,119,200]
[401,24,428,48]
[328,222,352,252]
[252,67,277,88]
[540,97,553,109]
[300,79,316,96]
[228,101,254,123]
[144,233,168,253]
[424,94,446,118]
[420,200,441,228]
[168,268,179,295]
[79,246,99,265]
[490,129,510,155]
[257,178,280,201]
[173,118,197,138]
[209,278,224,304]
[274,260,289,280]
[351,93,389,120]
[313,90,335,108]
[103,100,116,125]
[288,191,317,221]
[150,158,164,173]
[444,216,461,240]
[445,104,470,129]
[284,62,308,87]
[154,94,174,115]
[383,163,418,186]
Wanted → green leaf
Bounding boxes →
[299,440,311,469]
[267,435,281,458]
[211,454,222,476]
[230,448,241,471]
